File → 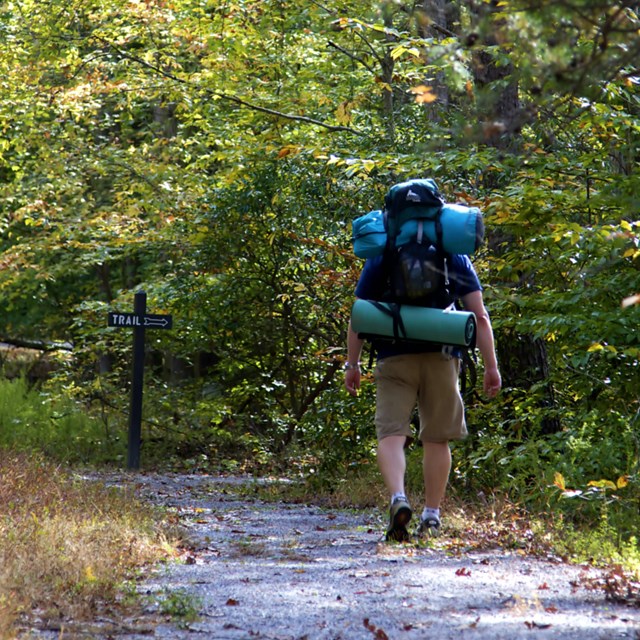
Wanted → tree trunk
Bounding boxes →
[470,3,561,434]
[420,0,450,120]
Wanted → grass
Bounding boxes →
[0,451,176,639]
[155,588,203,628]
[0,376,125,465]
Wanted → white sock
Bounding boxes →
[422,507,440,522]
[391,492,407,503]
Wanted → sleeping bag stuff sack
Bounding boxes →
[352,204,484,258]
[351,299,477,347]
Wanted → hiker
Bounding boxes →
[345,183,501,541]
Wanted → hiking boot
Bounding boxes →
[416,516,441,538]
[385,496,412,542]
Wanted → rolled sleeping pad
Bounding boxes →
[351,299,476,347]
[352,204,484,258]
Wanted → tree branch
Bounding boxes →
[0,336,73,352]
[327,39,375,73]
[94,36,365,136]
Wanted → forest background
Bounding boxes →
[0,0,639,558]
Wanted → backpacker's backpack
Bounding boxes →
[382,179,455,309]
[352,180,484,258]
[351,178,482,346]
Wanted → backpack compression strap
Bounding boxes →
[434,211,454,307]
[370,301,407,341]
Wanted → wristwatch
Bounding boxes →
[344,362,360,371]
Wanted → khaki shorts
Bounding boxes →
[374,352,467,443]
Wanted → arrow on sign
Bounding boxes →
[144,316,171,328]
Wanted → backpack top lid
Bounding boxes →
[384,179,445,240]
[384,178,445,216]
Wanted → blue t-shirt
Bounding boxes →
[354,254,482,360]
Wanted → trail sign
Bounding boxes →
[106,292,174,470]
[108,312,173,329]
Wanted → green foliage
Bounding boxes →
[155,588,203,627]
[0,0,639,560]
[0,377,124,465]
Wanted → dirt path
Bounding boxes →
[70,473,640,639]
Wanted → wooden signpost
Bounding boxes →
[107,291,173,470]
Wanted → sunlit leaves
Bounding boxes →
[554,471,631,499]
[0,0,639,497]
[409,85,437,104]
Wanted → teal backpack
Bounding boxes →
[351,178,483,343]
[351,179,482,389]
[352,179,484,259]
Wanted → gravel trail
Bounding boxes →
[48,473,640,639]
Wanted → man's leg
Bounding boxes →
[423,440,451,508]
[378,435,412,541]
[418,440,451,536]
[374,355,419,540]
[416,354,463,537]
[377,435,407,496]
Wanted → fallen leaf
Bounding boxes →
[363,618,389,639]
[226,598,239,606]
[455,567,472,577]
[525,621,552,629]
[538,582,549,590]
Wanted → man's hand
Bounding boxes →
[345,368,361,396]
[483,367,502,398]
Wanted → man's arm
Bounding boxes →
[461,290,501,398]
[345,318,364,396]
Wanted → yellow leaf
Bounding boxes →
[336,101,352,125]
[587,343,604,352]
[465,79,474,98]
[362,160,376,173]
[587,479,617,490]
[390,45,406,60]
[616,475,629,489]
[553,472,565,491]
[410,85,437,104]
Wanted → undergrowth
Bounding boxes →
[0,451,176,639]
[0,376,125,465]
